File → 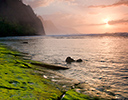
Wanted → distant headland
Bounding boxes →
[0,0,45,37]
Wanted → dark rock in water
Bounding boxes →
[106,91,115,96]
[65,57,75,64]
[22,42,28,44]
[76,59,83,62]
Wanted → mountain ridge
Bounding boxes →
[39,16,79,35]
[0,0,45,36]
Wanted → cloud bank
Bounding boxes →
[108,19,128,25]
[89,0,128,8]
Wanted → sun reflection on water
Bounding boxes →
[0,35,128,99]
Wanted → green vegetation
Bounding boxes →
[0,44,62,99]
[0,18,36,37]
[0,44,103,100]
[62,89,101,100]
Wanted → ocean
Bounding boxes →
[0,34,128,99]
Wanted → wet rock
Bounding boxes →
[22,42,28,44]
[22,82,27,85]
[75,89,81,93]
[62,85,66,88]
[28,82,34,85]
[76,59,83,62]
[31,62,69,70]
[43,75,47,79]
[9,81,19,85]
[65,57,75,64]
[96,87,105,92]
[0,86,19,90]
[58,91,66,100]
[106,91,115,96]
[71,85,75,89]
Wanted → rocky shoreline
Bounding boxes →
[31,62,117,100]
[0,43,119,100]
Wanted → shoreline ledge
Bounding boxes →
[31,62,69,70]
[0,43,116,100]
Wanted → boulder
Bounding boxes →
[22,42,28,44]
[65,57,75,64]
[76,59,83,62]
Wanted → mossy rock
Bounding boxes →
[0,44,62,99]
[0,44,105,100]
[62,89,102,100]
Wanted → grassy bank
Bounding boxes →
[0,44,103,100]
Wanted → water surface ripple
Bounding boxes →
[0,35,128,99]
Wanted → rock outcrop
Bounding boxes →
[65,57,75,64]
[76,59,83,62]
[65,57,83,64]
[0,0,45,36]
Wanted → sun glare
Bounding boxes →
[104,18,109,24]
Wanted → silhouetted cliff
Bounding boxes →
[0,0,45,36]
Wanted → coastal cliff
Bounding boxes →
[38,16,62,35]
[39,16,79,35]
[0,0,45,36]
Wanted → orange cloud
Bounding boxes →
[89,0,128,8]
[108,19,128,25]
[88,12,100,15]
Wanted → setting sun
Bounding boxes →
[104,18,109,24]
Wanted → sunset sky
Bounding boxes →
[23,0,128,34]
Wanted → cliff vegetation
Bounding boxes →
[0,0,45,36]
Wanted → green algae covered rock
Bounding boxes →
[62,89,102,100]
[0,44,62,100]
[0,44,104,100]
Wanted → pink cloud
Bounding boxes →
[88,12,100,15]
[124,13,128,16]
[89,0,128,8]
[108,19,128,25]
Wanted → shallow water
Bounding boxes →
[0,35,128,99]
